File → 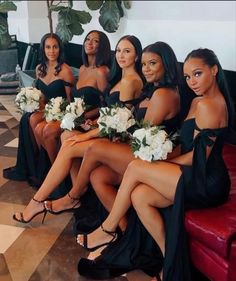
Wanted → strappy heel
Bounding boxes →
[45,192,81,215]
[13,197,47,224]
[78,224,122,252]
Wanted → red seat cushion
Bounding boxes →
[185,143,236,258]
[185,197,236,258]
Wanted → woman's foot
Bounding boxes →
[13,197,46,223]
[45,192,81,214]
[77,224,121,252]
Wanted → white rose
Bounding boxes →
[61,113,76,130]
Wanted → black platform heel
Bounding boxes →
[45,192,81,215]
[78,224,122,252]
[13,197,47,224]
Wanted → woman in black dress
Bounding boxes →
[77,48,234,281]
[12,35,144,223]
[40,30,111,164]
[3,33,74,186]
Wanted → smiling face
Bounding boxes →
[84,32,100,55]
[183,57,218,96]
[115,39,137,69]
[44,37,60,62]
[141,52,165,83]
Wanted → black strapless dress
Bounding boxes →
[71,86,103,109]
[73,85,180,235]
[78,118,230,281]
[3,79,71,196]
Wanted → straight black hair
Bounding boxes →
[184,48,235,127]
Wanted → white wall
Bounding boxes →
[8,1,236,71]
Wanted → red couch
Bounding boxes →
[185,143,236,281]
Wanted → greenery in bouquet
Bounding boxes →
[44,96,69,122]
[15,87,43,113]
[97,105,136,142]
[60,97,87,131]
[131,123,176,162]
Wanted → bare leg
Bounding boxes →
[13,138,96,221]
[43,121,62,163]
[29,112,44,148]
[61,130,83,184]
[50,139,135,212]
[131,184,170,256]
[78,159,181,250]
[90,165,127,231]
[34,120,47,148]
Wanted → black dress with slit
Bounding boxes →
[3,79,70,192]
[77,118,230,281]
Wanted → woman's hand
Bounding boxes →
[61,132,92,147]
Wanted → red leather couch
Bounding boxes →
[185,143,236,281]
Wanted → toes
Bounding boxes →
[76,234,83,245]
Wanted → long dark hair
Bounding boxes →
[38,33,65,78]
[142,41,182,90]
[108,35,143,90]
[184,48,235,127]
[82,30,111,67]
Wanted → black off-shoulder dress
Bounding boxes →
[78,118,230,281]
[3,79,71,191]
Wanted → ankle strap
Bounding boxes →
[67,192,80,202]
[101,224,116,237]
[32,197,44,203]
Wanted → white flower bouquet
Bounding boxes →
[15,87,42,113]
[97,105,136,142]
[131,125,174,162]
[60,98,86,131]
[44,96,69,122]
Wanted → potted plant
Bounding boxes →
[0,0,17,50]
[47,0,131,43]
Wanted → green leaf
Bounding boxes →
[99,1,120,33]
[0,14,7,35]
[68,21,84,36]
[49,5,68,12]
[86,0,103,10]
[122,0,131,9]
[58,10,71,26]
[56,22,73,43]
[0,32,11,50]
[71,9,92,24]
[116,0,124,17]
[0,1,17,13]
[68,0,73,8]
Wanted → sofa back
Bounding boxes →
[223,143,236,195]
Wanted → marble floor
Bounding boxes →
[0,95,157,281]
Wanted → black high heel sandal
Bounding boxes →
[45,192,81,215]
[78,224,122,252]
[12,197,47,224]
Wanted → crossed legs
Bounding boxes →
[78,159,181,251]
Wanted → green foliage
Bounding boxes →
[86,0,131,33]
[48,0,131,42]
[0,1,17,50]
[50,3,92,43]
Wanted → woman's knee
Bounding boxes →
[131,185,148,211]
[43,123,61,141]
[126,159,143,178]
[60,130,75,143]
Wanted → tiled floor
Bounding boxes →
[0,95,210,281]
[0,95,155,281]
